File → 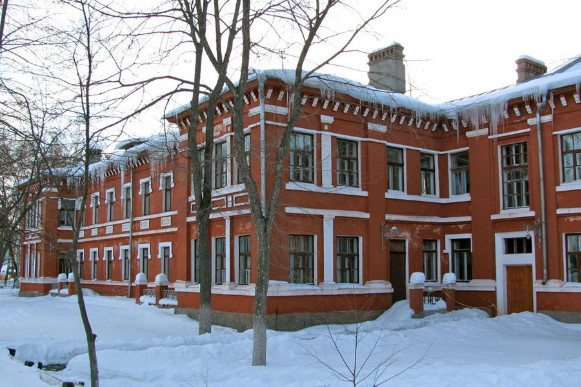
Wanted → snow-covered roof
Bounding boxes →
[164,54,581,133]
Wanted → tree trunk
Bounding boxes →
[252,228,270,365]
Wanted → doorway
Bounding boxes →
[389,239,407,302]
[506,265,533,313]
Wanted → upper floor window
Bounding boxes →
[59,199,76,227]
[450,151,469,195]
[562,132,581,183]
[452,239,472,282]
[289,234,314,284]
[105,189,115,222]
[91,193,100,224]
[387,147,404,192]
[236,134,251,184]
[502,142,529,209]
[214,142,228,189]
[122,185,132,219]
[337,139,358,187]
[290,132,314,183]
[139,178,151,216]
[160,173,173,212]
[337,236,359,283]
[423,239,437,282]
[566,234,581,283]
[25,200,41,230]
[420,153,436,195]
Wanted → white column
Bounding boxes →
[224,216,232,287]
[323,215,335,284]
[321,134,333,188]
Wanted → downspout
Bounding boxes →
[258,71,267,216]
[127,166,134,297]
[536,95,549,284]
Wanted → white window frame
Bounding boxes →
[235,235,252,285]
[90,193,100,224]
[335,235,362,285]
[449,151,470,197]
[336,138,361,189]
[212,237,226,285]
[104,247,114,280]
[289,130,317,185]
[212,140,230,190]
[445,233,472,282]
[558,130,581,187]
[137,243,151,278]
[191,239,199,283]
[422,238,440,282]
[387,146,406,193]
[499,142,529,210]
[158,242,173,278]
[105,188,116,222]
[121,183,132,219]
[139,178,152,215]
[159,172,174,212]
[420,152,439,197]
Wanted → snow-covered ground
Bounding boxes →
[1,288,581,386]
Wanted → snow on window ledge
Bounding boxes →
[556,181,581,192]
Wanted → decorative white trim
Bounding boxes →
[248,104,288,116]
[159,171,174,190]
[491,209,535,220]
[89,248,99,261]
[286,207,370,219]
[488,128,530,139]
[368,123,387,133]
[104,246,115,260]
[466,128,488,138]
[557,207,581,215]
[104,188,116,203]
[385,192,470,203]
[137,244,151,259]
[556,181,581,192]
[157,242,173,259]
[138,177,152,195]
[386,214,471,223]
[286,182,368,197]
[320,115,334,124]
[78,227,178,243]
[526,114,553,125]
[552,127,581,136]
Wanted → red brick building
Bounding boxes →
[19,46,581,328]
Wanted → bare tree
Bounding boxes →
[203,0,397,365]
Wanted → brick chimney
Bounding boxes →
[88,148,102,165]
[368,43,406,94]
[516,56,547,83]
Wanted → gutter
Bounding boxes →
[536,95,549,284]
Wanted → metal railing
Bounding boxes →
[163,289,177,301]
[143,288,155,297]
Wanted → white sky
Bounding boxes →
[322,0,581,103]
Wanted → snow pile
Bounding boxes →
[1,294,581,386]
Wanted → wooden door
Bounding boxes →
[506,265,533,314]
[389,240,407,302]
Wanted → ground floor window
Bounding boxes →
[192,240,200,283]
[161,245,171,280]
[215,238,226,284]
[423,240,438,282]
[58,252,72,276]
[121,247,130,281]
[238,235,251,285]
[91,249,98,280]
[105,249,114,280]
[337,236,359,284]
[77,251,84,279]
[566,234,581,282]
[289,235,314,284]
[452,239,472,281]
[139,246,150,279]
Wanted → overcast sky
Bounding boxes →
[323,0,581,103]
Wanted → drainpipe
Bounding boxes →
[258,71,266,216]
[127,166,134,297]
[536,95,548,284]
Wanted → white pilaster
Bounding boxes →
[323,215,335,284]
[321,134,333,188]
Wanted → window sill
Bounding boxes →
[556,181,581,192]
[491,209,535,220]
[285,182,368,197]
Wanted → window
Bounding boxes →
[236,134,251,184]
[140,179,151,216]
[77,250,84,279]
[420,153,436,195]
[105,189,115,222]
[566,234,581,282]
[337,237,359,283]
[290,132,314,183]
[452,239,472,281]
[451,151,469,195]
[122,185,132,219]
[289,235,314,284]
[25,200,41,230]
[161,174,173,212]
[91,193,100,224]
[159,243,172,280]
[120,247,130,281]
[192,239,200,283]
[423,240,438,282]
[502,142,529,209]
[139,245,150,279]
[59,199,76,227]
[90,249,98,280]
[238,235,251,285]
[562,132,581,183]
[337,139,359,187]
[387,147,404,191]
[504,237,532,254]
[58,252,72,276]
[215,237,226,284]
[214,142,228,189]
[105,248,113,280]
